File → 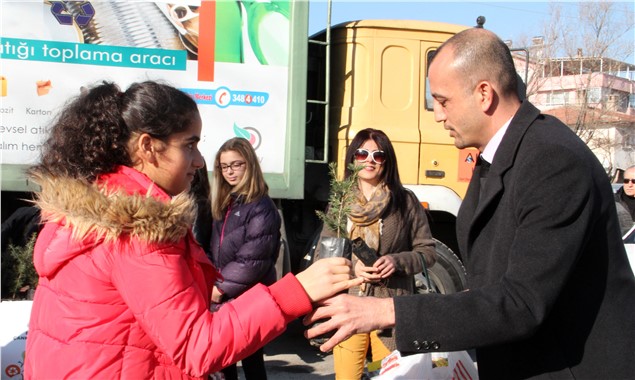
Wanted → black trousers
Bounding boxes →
[221,348,267,380]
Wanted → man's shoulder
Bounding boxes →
[513,101,569,131]
[517,109,589,155]
[502,101,576,156]
[615,187,623,201]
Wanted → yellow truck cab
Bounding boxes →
[303,19,480,293]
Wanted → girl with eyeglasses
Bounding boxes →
[319,128,438,380]
[23,81,360,379]
[209,137,280,380]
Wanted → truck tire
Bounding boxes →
[415,239,467,295]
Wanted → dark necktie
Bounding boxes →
[477,155,490,202]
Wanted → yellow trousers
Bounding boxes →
[333,330,391,380]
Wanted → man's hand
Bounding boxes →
[303,294,396,352]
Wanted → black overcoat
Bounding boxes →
[394,101,635,379]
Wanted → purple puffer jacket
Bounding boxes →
[210,194,281,299]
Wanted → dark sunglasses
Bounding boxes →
[354,149,386,164]
[624,178,635,184]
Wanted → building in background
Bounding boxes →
[511,37,635,179]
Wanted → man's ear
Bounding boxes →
[476,81,495,112]
[136,133,158,165]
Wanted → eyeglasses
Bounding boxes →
[354,149,386,164]
[219,161,246,172]
[624,178,635,184]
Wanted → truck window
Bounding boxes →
[425,49,437,111]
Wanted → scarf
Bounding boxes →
[348,184,391,251]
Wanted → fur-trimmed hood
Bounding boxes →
[32,168,197,244]
[31,166,198,276]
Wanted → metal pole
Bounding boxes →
[306,0,332,164]
[323,0,332,163]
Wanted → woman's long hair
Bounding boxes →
[344,128,409,216]
[212,137,268,220]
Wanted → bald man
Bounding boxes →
[305,28,635,379]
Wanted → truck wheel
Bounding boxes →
[415,239,467,295]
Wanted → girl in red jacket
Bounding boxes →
[24,80,359,379]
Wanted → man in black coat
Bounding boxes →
[305,28,635,379]
[615,165,635,234]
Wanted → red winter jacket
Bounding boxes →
[24,166,312,379]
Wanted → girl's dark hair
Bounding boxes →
[30,80,199,182]
[344,128,409,216]
[190,160,213,253]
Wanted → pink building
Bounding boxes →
[512,48,635,175]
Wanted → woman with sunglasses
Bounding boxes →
[209,137,280,380]
[320,128,437,380]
